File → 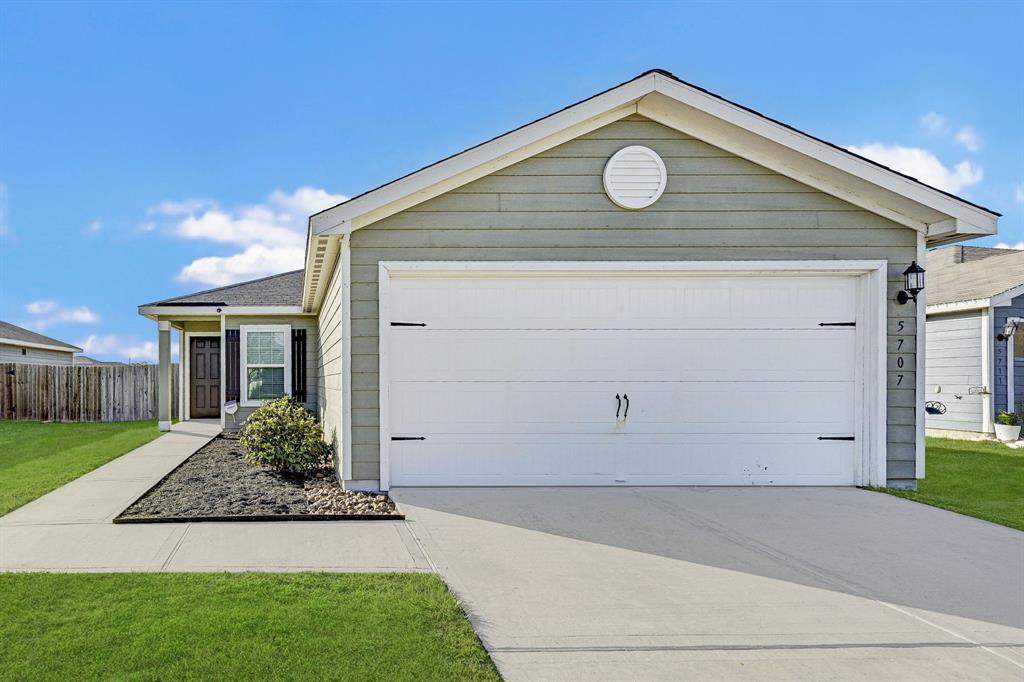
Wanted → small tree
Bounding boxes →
[239,397,332,474]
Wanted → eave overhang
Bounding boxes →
[301,70,1000,312]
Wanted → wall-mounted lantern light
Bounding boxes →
[997,320,1019,342]
[896,260,926,304]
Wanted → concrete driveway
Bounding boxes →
[393,487,1024,681]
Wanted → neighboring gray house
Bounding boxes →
[75,355,127,366]
[925,246,1024,436]
[140,69,1001,491]
[0,320,82,365]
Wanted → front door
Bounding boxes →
[190,337,221,418]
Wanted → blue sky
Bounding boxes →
[1,1,1021,361]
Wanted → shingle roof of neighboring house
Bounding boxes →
[142,270,305,307]
[927,246,1024,307]
[0,320,82,352]
[76,355,125,365]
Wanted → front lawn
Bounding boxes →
[0,573,498,681]
[0,420,166,515]
[877,437,1024,531]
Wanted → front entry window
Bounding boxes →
[240,325,291,405]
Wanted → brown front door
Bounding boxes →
[190,337,221,418]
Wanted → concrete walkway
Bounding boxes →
[0,421,429,572]
[394,487,1024,682]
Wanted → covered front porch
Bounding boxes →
[138,272,317,433]
[148,313,318,433]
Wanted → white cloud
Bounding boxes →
[920,112,949,136]
[994,241,1024,250]
[23,300,100,330]
[954,125,982,152]
[178,244,306,286]
[77,334,179,363]
[845,143,983,194]
[85,219,102,235]
[159,186,346,286]
[149,198,216,216]
[25,299,57,315]
[1014,183,1024,205]
[138,221,156,232]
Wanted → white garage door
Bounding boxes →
[385,270,861,486]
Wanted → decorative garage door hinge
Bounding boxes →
[391,436,426,441]
[391,321,427,327]
[817,436,855,441]
[818,321,856,327]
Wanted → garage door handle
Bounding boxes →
[622,394,629,418]
[615,394,621,419]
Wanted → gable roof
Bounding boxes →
[927,247,1024,310]
[0,320,82,353]
[141,270,304,308]
[301,69,1000,311]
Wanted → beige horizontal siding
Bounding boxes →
[337,115,920,484]
[0,344,75,366]
[317,259,345,458]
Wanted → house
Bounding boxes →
[925,245,1024,436]
[0,320,82,365]
[139,69,1001,491]
[75,355,127,366]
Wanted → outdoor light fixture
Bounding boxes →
[998,320,1019,342]
[896,260,926,304]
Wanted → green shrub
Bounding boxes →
[239,397,332,474]
[997,411,1019,426]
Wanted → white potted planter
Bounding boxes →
[994,412,1021,442]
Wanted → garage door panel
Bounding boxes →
[618,383,856,434]
[390,329,856,383]
[390,275,857,330]
[390,434,855,486]
[386,270,863,487]
[391,381,856,437]
[619,435,856,485]
[391,435,619,484]
[391,382,618,435]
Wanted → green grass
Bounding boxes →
[0,420,166,515]
[0,573,499,682]
[875,437,1024,530]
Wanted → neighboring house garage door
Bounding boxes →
[383,265,865,487]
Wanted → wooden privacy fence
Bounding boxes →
[0,363,180,422]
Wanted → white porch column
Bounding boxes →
[157,320,172,431]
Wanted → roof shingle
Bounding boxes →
[927,246,1024,306]
[0,320,81,351]
[142,270,304,307]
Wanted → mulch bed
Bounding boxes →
[115,434,401,523]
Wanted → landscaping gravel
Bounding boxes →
[118,434,399,521]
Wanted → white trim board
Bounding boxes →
[139,305,310,319]
[982,308,995,434]
[1007,317,1022,417]
[0,337,81,354]
[916,233,927,479]
[376,260,889,490]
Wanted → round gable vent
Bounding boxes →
[602,145,667,210]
